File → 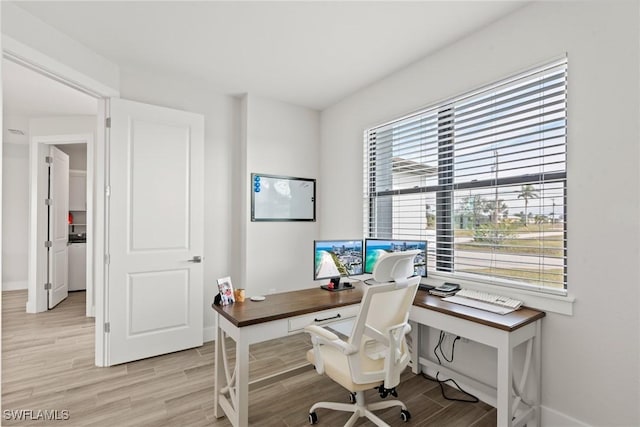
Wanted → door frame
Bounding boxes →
[3,35,119,367]
[28,134,94,316]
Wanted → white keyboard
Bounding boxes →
[454,289,522,309]
[442,295,513,314]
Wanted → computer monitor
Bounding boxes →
[313,240,363,281]
[364,238,427,277]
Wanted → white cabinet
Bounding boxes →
[69,170,87,211]
[68,243,86,291]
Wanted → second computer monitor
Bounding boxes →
[314,240,363,281]
[364,238,427,277]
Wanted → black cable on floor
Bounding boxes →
[423,372,480,403]
[426,331,480,403]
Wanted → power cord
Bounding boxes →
[423,372,479,403]
[434,331,459,363]
[425,331,480,403]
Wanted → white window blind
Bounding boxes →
[364,58,567,293]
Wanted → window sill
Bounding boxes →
[422,273,575,316]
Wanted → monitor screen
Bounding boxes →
[313,240,363,280]
[364,239,427,277]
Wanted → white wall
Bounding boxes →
[29,116,96,138]
[2,115,30,290]
[56,143,87,171]
[320,2,639,426]
[242,94,320,296]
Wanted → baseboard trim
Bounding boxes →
[2,280,28,291]
[541,405,591,426]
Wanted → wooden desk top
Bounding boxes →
[412,290,545,332]
[212,283,545,331]
[212,283,364,327]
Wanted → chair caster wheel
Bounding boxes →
[308,412,318,424]
[400,409,411,422]
[349,392,356,403]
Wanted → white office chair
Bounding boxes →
[305,250,421,426]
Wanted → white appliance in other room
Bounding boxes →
[68,240,86,290]
[68,168,87,291]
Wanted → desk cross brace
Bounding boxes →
[215,328,240,425]
[219,331,238,408]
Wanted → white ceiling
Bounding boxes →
[6,1,527,112]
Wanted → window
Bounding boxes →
[364,58,567,294]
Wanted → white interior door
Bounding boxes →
[48,146,70,308]
[107,98,204,365]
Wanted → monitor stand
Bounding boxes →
[320,277,354,292]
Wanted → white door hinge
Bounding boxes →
[104,254,110,265]
[45,198,53,206]
[105,185,111,197]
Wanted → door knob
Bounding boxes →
[187,256,202,263]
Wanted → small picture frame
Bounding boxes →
[216,276,235,306]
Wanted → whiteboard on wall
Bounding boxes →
[251,173,316,221]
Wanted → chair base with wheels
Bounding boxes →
[308,389,410,426]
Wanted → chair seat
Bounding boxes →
[306,344,383,392]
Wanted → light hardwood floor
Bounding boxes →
[1,290,496,426]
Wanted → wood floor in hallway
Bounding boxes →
[1,290,496,426]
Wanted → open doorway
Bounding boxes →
[3,40,203,367]
[2,34,117,366]
[2,58,98,315]
[28,135,95,315]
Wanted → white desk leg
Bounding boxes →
[533,320,542,427]
[214,314,224,419]
[497,334,513,427]
[409,320,421,374]
[236,332,250,427]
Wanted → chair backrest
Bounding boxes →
[372,249,421,283]
[347,274,420,389]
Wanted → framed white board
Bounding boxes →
[251,173,316,221]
